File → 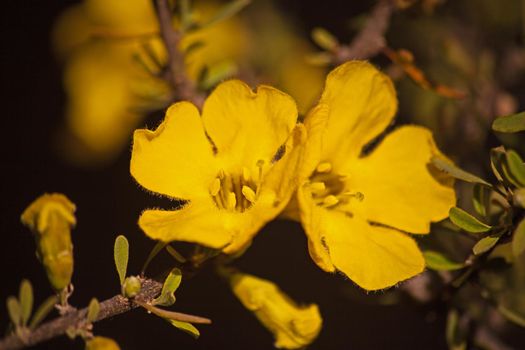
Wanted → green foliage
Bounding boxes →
[512,219,525,258]
[423,250,464,271]
[114,235,129,286]
[29,295,58,329]
[7,296,22,327]
[153,268,182,307]
[311,27,339,51]
[168,319,200,339]
[492,111,525,133]
[87,298,100,323]
[449,207,492,233]
[472,235,501,255]
[505,150,525,186]
[430,156,491,186]
[446,309,466,350]
[19,279,33,327]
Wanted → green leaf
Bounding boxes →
[166,245,187,263]
[114,235,129,285]
[472,184,489,217]
[423,250,464,271]
[87,298,100,323]
[488,242,514,263]
[512,218,525,258]
[199,61,238,90]
[311,27,339,51]
[19,279,33,326]
[168,319,200,339]
[431,156,491,187]
[492,111,525,133]
[498,304,525,328]
[515,188,525,208]
[449,207,492,233]
[505,150,525,186]
[197,0,250,29]
[472,235,501,255]
[446,309,467,350]
[29,295,58,329]
[153,268,182,307]
[7,296,22,326]
[141,241,167,274]
[490,147,506,182]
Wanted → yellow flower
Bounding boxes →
[230,272,322,349]
[131,80,306,254]
[290,61,456,291]
[85,336,121,350]
[21,194,76,291]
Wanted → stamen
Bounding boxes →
[242,167,251,182]
[226,192,237,210]
[316,162,332,173]
[342,191,365,201]
[242,186,256,203]
[309,182,326,192]
[322,195,339,207]
[210,178,221,196]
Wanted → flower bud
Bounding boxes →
[21,193,76,291]
[230,272,322,349]
[85,336,121,350]
[122,276,141,298]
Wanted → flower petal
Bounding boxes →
[344,126,456,233]
[139,200,232,249]
[130,102,218,200]
[202,80,297,167]
[323,211,425,291]
[318,61,397,168]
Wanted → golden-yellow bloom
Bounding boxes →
[21,194,76,291]
[289,61,456,291]
[131,80,306,254]
[85,336,121,350]
[230,272,322,349]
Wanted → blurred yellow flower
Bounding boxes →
[85,336,121,350]
[290,61,456,291]
[131,80,306,254]
[230,272,322,349]
[21,193,76,291]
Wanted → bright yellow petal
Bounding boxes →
[139,200,232,249]
[131,102,218,200]
[322,211,425,291]
[51,4,93,60]
[319,61,397,168]
[202,80,297,167]
[344,126,456,233]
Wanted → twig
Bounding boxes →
[0,278,162,350]
[334,0,395,63]
[155,0,205,107]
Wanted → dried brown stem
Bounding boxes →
[334,0,395,63]
[0,278,162,350]
[155,0,205,107]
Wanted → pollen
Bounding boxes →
[210,167,261,212]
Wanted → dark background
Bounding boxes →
[1,1,519,349]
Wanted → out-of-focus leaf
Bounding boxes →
[489,242,514,263]
[114,235,129,286]
[168,319,200,339]
[490,147,506,182]
[446,309,466,350]
[473,235,501,255]
[87,298,100,323]
[492,111,525,133]
[141,242,167,274]
[473,184,489,217]
[153,268,182,307]
[311,27,339,51]
[498,304,525,328]
[196,0,250,29]
[305,52,333,66]
[423,250,464,271]
[19,279,33,326]
[29,295,58,329]
[166,245,187,263]
[199,61,238,90]
[449,207,492,233]
[512,219,525,258]
[515,188,525,208]
[7,296,21,326]
[505,150,525,186]
[431,157,491,186]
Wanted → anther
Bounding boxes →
[309,182,326,192]
[322,195,339,207]
[210,178,221,196]
[316,162,332,173]
[242,186,256,203]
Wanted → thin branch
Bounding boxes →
[334,0,395,63]
[0,278,162,350]
[155,0,205,107]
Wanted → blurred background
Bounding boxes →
[1,0,524,349]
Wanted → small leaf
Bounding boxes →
[490,147,506,182]
[87,298,100,323]
[197,0,250,29]
[7,296,22,326]
[19,279,33,327]
[472,184,489,217]
[488,242,514,263]
[505,150,525,186]
[492,111,525,133]
[168,319,200,339]
[153,268,182,307]
[423,250,464,271]
[141,241,167,274]
[512,218,525,258]
[114,235,129,285]
[431,156,491,187]
[472,235,501,255]
[166,245,187,263]
[449,207,492,233]
[29,295,58,329]
[311,27,339,51]
[498,304,525,328]
[446,309,467,350]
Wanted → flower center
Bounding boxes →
[306,162,363,209]
[209,161,264,212]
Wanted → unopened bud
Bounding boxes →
[122,276,141,298]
